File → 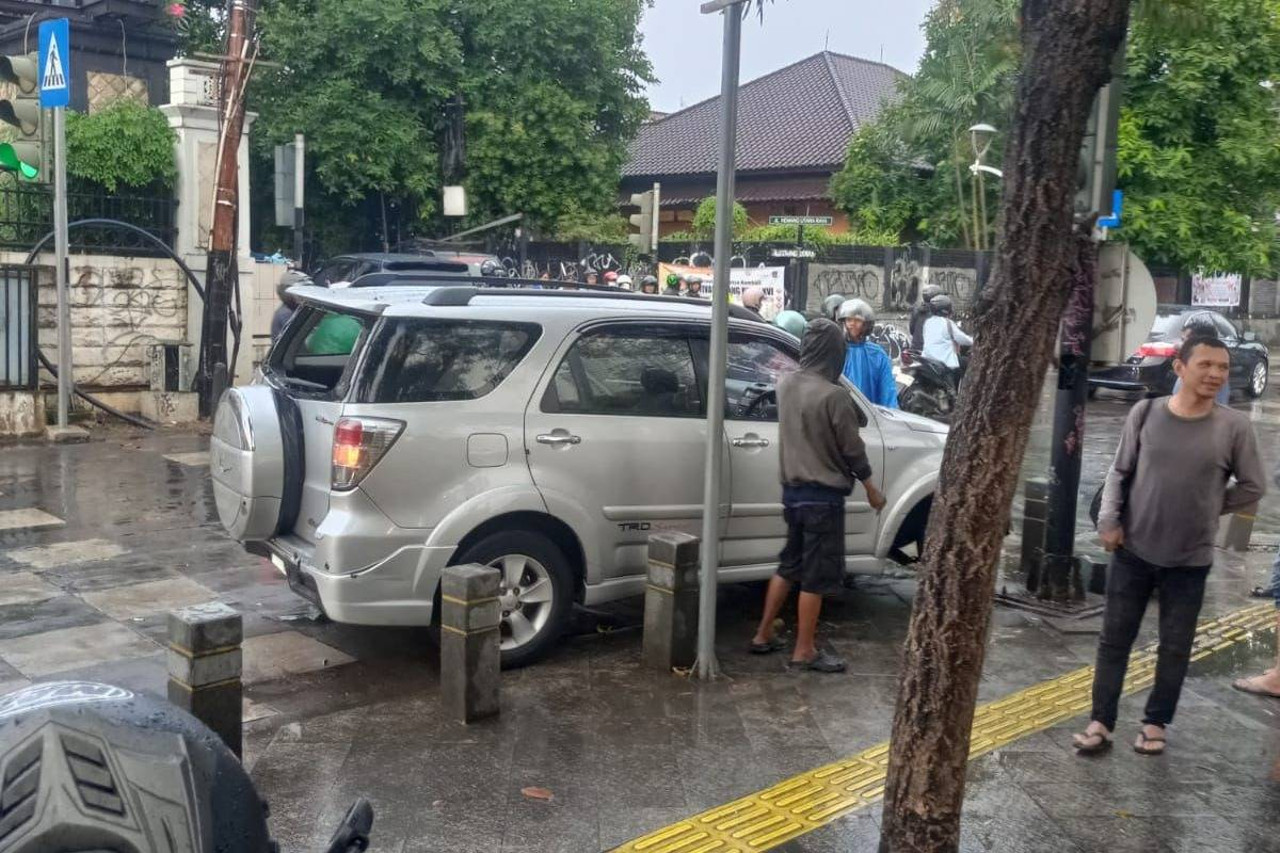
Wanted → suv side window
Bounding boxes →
[352,319,541,403]
[313,258,355,287]
[725,337,799,421]
[543,329,703,417]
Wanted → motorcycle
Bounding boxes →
[0,681,373,853]
[897,349,959,423]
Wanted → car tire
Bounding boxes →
[452,530,575,669]
[1246,360,1268,399]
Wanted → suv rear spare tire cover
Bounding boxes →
[211,386,286,541]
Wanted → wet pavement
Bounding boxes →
[1,387,1278,853]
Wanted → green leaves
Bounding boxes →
[252,0,651,251]
[65,101,178,193]
[691,197,749,240]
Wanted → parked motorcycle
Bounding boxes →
[0,680,373,853]
[897,349,959,423]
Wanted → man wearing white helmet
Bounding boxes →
[617,274,633,291]
[910,284,942,351]
[837,298,898,408]
[741,286,766,320]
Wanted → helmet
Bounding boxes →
[665,273,680,288]
[921,284,942,303]
[603,270,619,283]
[1182,311,1217,336]
[929,294,954,316]
[822,294,846,320]
[616,274,632,287]
[687,274,703,287]
[774,310,807,338]
[641,275,659,292]
[837,297,876,325]
[276,270,310,301]
[742,286,765,310]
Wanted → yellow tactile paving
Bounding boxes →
[611,603,1276,853]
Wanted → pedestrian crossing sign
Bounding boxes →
[37,19,70,109]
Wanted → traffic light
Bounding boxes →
[629,186,658,251]
[0,52,42,180]
[1074,45,1125,224]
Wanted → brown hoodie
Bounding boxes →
[776,318,873,495]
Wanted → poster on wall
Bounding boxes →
[1191,272,1242,307]
[657,264,787,321]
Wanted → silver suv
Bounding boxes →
[211,285,946,666]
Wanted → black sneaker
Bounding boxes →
[786,650,847,673]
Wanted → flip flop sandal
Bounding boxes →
[1072,730,1113,755]
[1134,731,1167,756]
[787,650,847,673]
[748,637,787,655]
[1250,586,1274,599]
[1232,678,1280,699]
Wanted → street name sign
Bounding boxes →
[768,215,833,227]
[38,19,70,109]
[770,248,816,259]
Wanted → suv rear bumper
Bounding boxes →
[250,537,452,626]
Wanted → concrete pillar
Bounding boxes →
[159,59,258,388]
[440,565,501,723]
[167,602,243,757]
[1020,477,1049,592]
[642,532,701,672]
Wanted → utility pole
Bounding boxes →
[293,132,305,265]
[198,0,256,416]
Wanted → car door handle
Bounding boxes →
[536,433,582,446]
[731,437,770,448]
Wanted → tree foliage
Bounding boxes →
[66,101,178,192]
[1118,0,1280,273]
[832,0,1280,273]
[691,196,748,239]
[253,0,651,253]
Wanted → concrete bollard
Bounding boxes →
[440,564,501,724]
[1020,478,1049,593]
[642,531,701,672]
[167,602,243,758]
[1218,503,1259,552]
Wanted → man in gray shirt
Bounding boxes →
[1074,336,1265,756]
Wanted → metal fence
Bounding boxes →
[0,265,36,389]
[0,185,178,256]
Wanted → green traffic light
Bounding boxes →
[0,143,38,179]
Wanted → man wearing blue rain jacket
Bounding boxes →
[837,298,898,408]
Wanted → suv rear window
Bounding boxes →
[270,305,372,397]
[352,319,540,403]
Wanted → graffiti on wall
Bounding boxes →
[806,264,883,313]
[37,258,188,387]
[807,258,980,315]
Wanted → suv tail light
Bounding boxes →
[1135,342,1178,359]
[331,417,405,491]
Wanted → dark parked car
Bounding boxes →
[311,251,503,287]
[1089,306,1269,399]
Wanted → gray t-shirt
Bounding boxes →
[1098,399,1266,567]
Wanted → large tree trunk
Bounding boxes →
[878,2,1131,851]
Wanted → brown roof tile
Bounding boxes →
[624,51,905,178]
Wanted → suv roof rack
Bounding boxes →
[418,280,767,322]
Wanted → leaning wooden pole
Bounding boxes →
[198,0,256,416]
[877,1,1131,851]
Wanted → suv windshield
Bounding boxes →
[351,319,541,403]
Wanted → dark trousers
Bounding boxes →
[1090,548,1210,730]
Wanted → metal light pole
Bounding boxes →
[693,0,746,680]
[53,106,69,429]
[292,133,305,265]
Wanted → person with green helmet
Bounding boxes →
[663,273,683,297]
[774,310,808,339]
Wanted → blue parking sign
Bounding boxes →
[38,19,70,109]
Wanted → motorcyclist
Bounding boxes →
[910,284,942,351]
[640,275,660,295]
[837,298,898,408]
[822,294,846,323]
[685,275,706,299]
[603,270,619,287]
[271,268,310,342]
[775,309,808,338]
[922,294,974,378]
[741,286,766,319]
[616,274,633,291]
[664,273,683,297]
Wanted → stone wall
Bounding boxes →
[6,253,189,392]
[804,251,985,316]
